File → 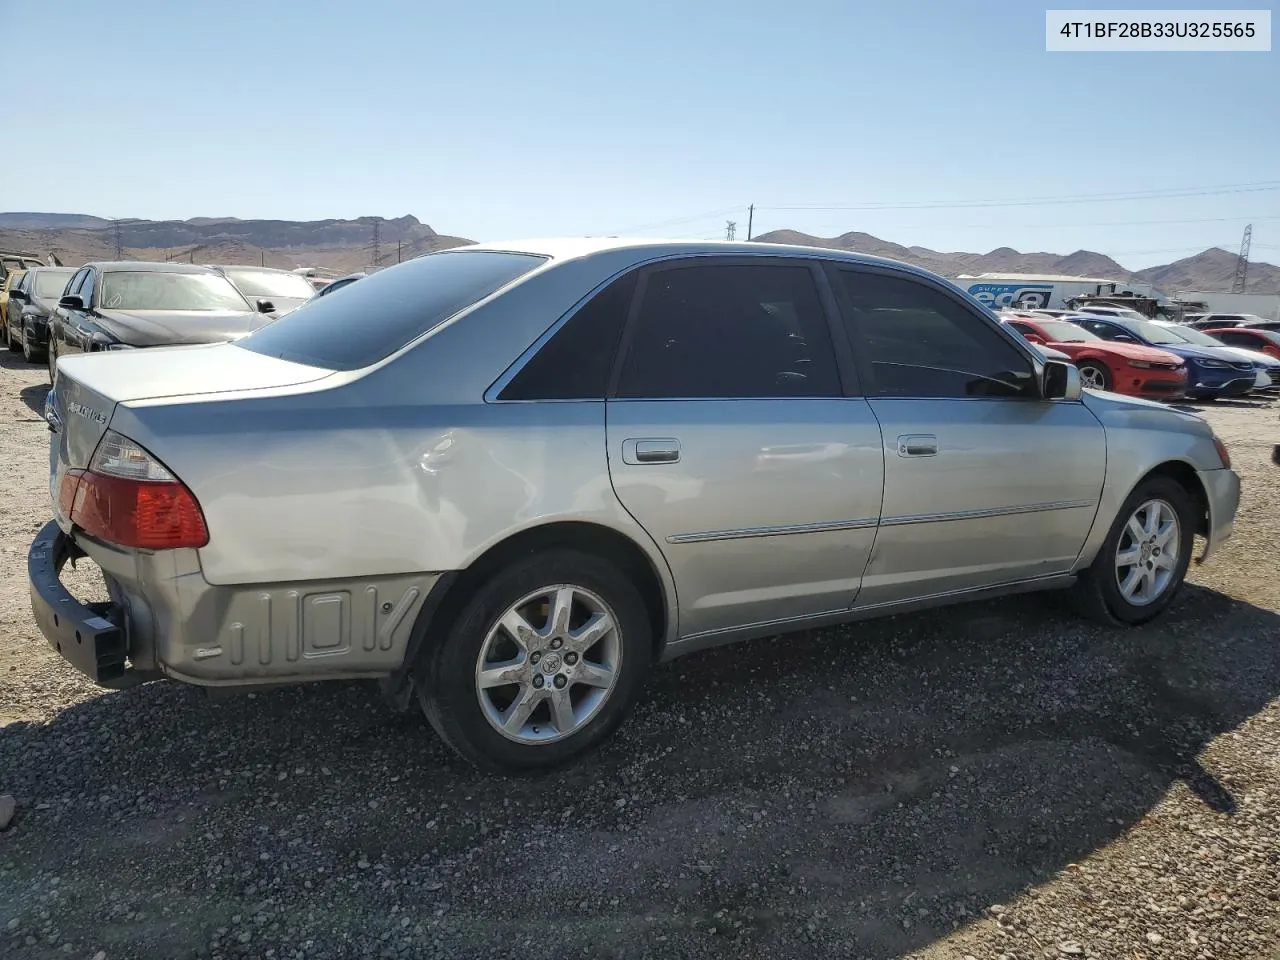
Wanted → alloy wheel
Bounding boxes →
[1114,498,1180,606]
[475,584,622,744]
[1079,364,1108,390]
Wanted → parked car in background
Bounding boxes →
[1147,320,1280,393]
[1001,314,1187,398]
[208,265,318,317]
[1071,305,1149,322]
[30,239,1239,772]
[4,266,76,362]
[1068,314,1258,400]
[310,272,366,298]
[1201,325,1280,360]
[46,262,274,382]
[0,268,25,340]
[1186,313,1275,330]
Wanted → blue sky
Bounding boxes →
[4,0,1277,268]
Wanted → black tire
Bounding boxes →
[47,342,57,383]
[1071,476,1196,625]
[416,549,652,773]
[23,331,44,364]
[1077,360,1111,392]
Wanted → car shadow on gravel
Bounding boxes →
[1,583,1278,960]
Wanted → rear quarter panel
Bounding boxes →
[107,251,679,626]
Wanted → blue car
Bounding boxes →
[1067,314,1259,400]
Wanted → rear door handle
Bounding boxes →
[622,438,681,464]
[896,434,937,457]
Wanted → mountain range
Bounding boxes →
[0,213,1276,294]
[751,230,1280,296]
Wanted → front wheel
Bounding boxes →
[1071,476,1196,625]
[416,549,652,772]
[1077,361,1111,392]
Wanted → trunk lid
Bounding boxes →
[47,344,335,524]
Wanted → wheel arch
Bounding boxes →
[384,519,675,709]
[1135,458,1210,539]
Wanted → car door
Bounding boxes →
[828,265,1107,607]
[57,268,97,357]
[603,257,886,640]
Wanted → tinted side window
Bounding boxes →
[499,271,637,400]
[1218,331,1254,347]
[1079,319,1119,340]
[614,263,841,400]
[64,269,86,300]
[1008,322,1037,338]
[837,271,1035,399]
[79,269,96,307]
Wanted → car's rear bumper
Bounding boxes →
[28,520,137,688]
[1195,467,1240,564]
[28,520,441,688]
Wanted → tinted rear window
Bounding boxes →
[235,250,547,370]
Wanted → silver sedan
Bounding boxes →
[29,239,1240,771]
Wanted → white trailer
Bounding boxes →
[951,272,1157,311]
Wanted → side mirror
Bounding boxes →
[8,289,27,302]
[1042,359,1082,400]
[256,298,275,313]
[58,295,84,310]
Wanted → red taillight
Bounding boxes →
[61,431,209,550]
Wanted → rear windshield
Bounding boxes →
[235,250,547,370]
[221,267,318,300]
[33,269,76,298]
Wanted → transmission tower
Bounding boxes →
[1231,223,1252,294]
[725,221,736,241]
[112,219,124,260]
[371,218,382,267]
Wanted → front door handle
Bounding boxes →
[896,434,938,457]
[622,438,681,465]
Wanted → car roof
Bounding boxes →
[83,260,223,275]
[210,264,298,274]
[461,236,948,279]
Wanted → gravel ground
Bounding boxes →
[1,348,1279,960]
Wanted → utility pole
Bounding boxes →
[1231,223,1252,294]
[260,251,265,267]
[725,221,736,241]
[746,204,754,241]
[112,219,124,260]
[371,218,382,267]
[397,240,402,263]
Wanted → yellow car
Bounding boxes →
[0,268,27,339]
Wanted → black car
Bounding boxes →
[47,261,274,382]
[5,266,77,363]
[208,264,320,317]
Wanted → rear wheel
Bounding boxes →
[416,549,652,772]
[1077,360,1111,392]
[1071,476,1196,625]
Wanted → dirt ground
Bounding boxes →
[1,348,1278,960]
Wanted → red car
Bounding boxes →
[1201,326,1280,360]
[1001,314,1188,399]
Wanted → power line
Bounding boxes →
[608,205,746,234]
[759,179,1280,213]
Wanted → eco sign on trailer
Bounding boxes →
[955,273,1157,311]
